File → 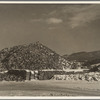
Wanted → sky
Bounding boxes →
[0,4,100,55]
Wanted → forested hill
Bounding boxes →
[0,42,62,71]
[63,51,100,70]
[63,51,100,62]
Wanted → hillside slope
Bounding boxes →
[63,51,100,62]
[0,42,75,71]
[63,51,100,70]
[0,42,61,70]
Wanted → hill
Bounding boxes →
[0,42,60,70]
[0,42,74,71]
[63,51,100,62]
[63,51,100,69]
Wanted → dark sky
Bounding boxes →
[0,4,100,55]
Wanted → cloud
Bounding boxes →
[30,17,63,25]
[30,5,100,28]
[70,11,98,28]
[46,18,63,24]
[65,5,100,28]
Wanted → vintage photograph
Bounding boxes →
[0,4,100,96]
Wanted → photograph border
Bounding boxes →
[0,1,100,99]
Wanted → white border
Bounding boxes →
[0,1,100,4]
[0,1,100,99]
[0,96,100,99]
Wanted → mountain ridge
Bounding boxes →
[63,50,100,62]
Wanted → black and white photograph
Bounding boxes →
[0,3,100,97]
